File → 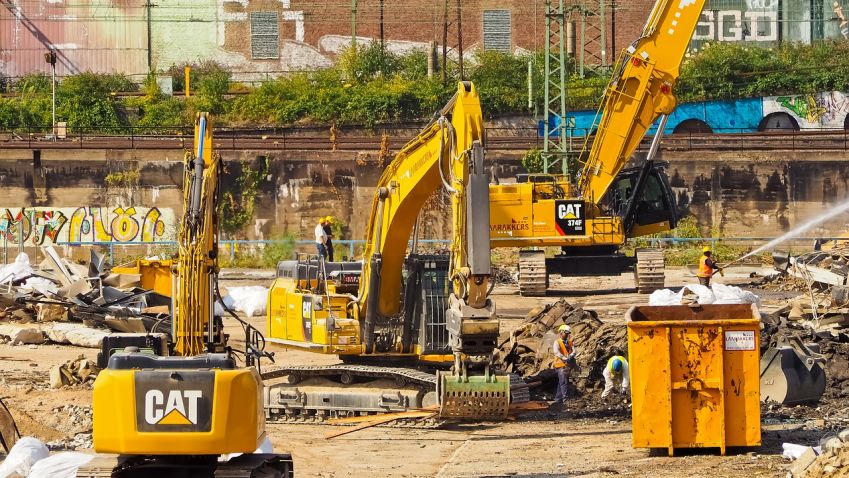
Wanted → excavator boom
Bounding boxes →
[579,0,706,202]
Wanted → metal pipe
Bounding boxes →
[646,114,669,161]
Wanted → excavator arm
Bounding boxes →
[357,82,506,417]
[579,0,706,203]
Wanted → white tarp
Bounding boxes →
[0,254,57,295]
[216,286,268,317]
[0,437,49,478]
[648,283,761,307]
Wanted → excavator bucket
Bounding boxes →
[0,397,20,453]
[772,251,791,272]
[437,371,510,419]
[760,336,826,405]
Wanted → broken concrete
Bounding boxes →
[0,324,45,345]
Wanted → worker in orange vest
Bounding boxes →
[551,324,577,407]
[697,246,721,287]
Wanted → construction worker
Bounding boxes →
[551,324,576,407]
[697,246,721,286]
[314,217,328,259]
[323,216,335,262]
[601,355,629,399]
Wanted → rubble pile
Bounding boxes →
[494,299,627,393]
[0,248,173,349]
[48,356,99,389]
[787,428,849,477]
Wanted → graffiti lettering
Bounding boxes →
[776,95,828,123]
[0,207,174,245]
[694,11,778,42]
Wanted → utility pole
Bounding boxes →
[442,0,448,85]
[44,50,57,141]
[543,0,568,176]
[379,0,385,70]
[456,0,463,80]
[145,0,157,72]
[351,0,357,49]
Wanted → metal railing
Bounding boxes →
[2,235,838,268]
[3,125,849,152]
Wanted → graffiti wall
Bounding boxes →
[0,207,176,246]
[690,0,846,47]
[764,92,849,129]
[558,90,849,136]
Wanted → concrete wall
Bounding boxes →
[2,147,849,247]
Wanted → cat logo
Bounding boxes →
[144,389,202,425]
[135,371,214,432]
[554,200,586,236]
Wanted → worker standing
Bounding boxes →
[551,324,576,407]
[601,355,630,399]
[323,216,335,262]
[315,218,328,259]
[697,246,721,287]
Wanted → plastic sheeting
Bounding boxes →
[0,437,49,478]
[0,254,57,296]
[648,283,761,307]
[28,452,93,478]
[216,286,268,317]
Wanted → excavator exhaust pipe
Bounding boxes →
[760,335,826,405]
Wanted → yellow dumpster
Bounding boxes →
[112,259,173,297]
[626,304,761,456]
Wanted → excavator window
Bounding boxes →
[633,173,674,226]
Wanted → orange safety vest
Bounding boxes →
[553,338,574,369]
[697,255,713,278]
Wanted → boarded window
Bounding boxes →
[251,12,279,59]
[483,10,511,52]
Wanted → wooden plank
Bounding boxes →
[325,412,438,439]
[326,409,437,426]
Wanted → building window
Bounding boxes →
[483,9,512,52]
[251,12,279,59]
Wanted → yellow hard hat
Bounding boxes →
[324,215,334,224]
[558,325,571,334]
[703,246,711,253]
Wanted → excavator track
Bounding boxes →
[518,250,547,297]
[76,454,294,477]
[262,365,525,426]
[634,248,665,294]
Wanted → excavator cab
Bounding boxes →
[605,160,678,237]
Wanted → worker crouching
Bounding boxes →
[601,355,629,399]
[551,324,577,408]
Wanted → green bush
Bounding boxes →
[521,148,544,173]
[467,50,531,116]
[262,233,298,266]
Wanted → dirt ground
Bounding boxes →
[0,266,821,477]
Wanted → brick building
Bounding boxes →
[0,0,845,81]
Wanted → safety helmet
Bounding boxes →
[611,358,623,372]
[702,246,711,253]
[557,325,571,334]
[324,215,334,224]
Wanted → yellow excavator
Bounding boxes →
[82,114,292,476]
[264,82,511,421]
[490,0,707,296]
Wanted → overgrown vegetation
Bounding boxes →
[5,41,849,132]
[630,215,756,266]
[219,158,269,238]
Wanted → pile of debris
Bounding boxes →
[768,247,849,338]
[48,356,99,389]
[0,248,172,349]
[494,299,627,394]
[786,428,849,477]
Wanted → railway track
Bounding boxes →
[2,130,849,152]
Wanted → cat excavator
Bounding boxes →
[263,81,511,422]
[80,113,293,477]
[490,0,708,296]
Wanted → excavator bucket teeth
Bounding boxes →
[760,346,826,405]
[437,371,510,419]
